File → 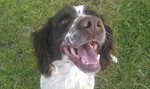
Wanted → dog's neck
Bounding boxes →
[40,56,96,89]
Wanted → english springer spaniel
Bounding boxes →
[32,5,117,89]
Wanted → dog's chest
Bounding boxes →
[40,57,95,89]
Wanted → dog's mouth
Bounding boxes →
[62,41,100,72]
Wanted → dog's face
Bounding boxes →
[32,5,113,75]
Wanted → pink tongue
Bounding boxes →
[77,44,98,64]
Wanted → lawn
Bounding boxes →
[0,0,149,89]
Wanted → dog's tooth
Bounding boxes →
[97,54,100,61]
[70,47,76,56]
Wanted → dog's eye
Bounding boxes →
[58,15,71,25]
[60,18,71,25]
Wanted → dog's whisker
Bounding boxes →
[56,33,67,43]
[56,36,65,42]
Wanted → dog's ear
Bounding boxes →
[99,24,113,71]
[31,19,53,76]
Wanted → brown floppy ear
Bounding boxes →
[31,19,53,76]
[99,24,113,71]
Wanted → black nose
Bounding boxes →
[79,17,102,34]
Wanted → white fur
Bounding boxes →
[74,5,85,16]
[40,56,95,89]
[64,5,86,45]
[65,30,78,45]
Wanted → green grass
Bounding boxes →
[0,0,149,89]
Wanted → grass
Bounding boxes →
[0,0,149,89]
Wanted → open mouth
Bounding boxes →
[62,41,101,72]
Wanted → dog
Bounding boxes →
[32,5,117,89]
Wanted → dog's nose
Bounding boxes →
[79,17,102,34]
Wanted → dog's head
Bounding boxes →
[32,5,114,76]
